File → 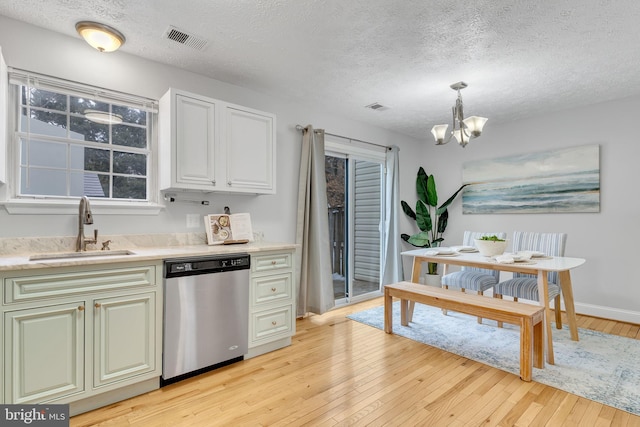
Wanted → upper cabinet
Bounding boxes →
[0,47,7,184]
[225,106,275,193]
[159,88,276,194]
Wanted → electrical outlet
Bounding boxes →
[186,214,201,229]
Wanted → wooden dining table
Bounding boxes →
[401,248,586,365]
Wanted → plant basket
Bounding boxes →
[474,239,508,257]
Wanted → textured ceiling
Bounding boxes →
[2,0,640,140]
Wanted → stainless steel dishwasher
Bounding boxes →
[162,253,250,384]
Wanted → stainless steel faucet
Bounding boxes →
[76,196,98,251]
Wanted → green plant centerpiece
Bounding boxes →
[474,235,508,256]
[401,167,467,275]
[478,235,505,242]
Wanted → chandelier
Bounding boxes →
[430,82,488,148]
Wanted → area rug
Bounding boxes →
[347,302,640,416]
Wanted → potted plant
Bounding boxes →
[474,235,508,256]
[401,167,467,284]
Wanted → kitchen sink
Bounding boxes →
[29,249,136,261]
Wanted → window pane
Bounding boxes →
[326,155,347,300]
[24,88,67,112]
[21,168,67,196]
[83,147,110,172]
[352,160,382,298]
[113,151,146,175]
[98,174,110,197]
[113,176,146,199]
[69,96,108,115]
[21,139,67,168]
[69,117,109,143]
[114,105,147,126]
[22,108,68,134]
[71,172,109,197]
[113,124,147,148]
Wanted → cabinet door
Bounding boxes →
[224,106,275,193]
[4,302,85,403]
[175,94,217,189]
[93,293,156,388]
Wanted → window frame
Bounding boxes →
[2,68,161,215]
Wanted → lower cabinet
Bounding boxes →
[1,262,162,413]
[93,293,156,388]
[4,302,85,404]
[247,249,296,358]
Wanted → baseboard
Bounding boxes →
[573,302,640,325]
[69,377,159,416]
[245,337,291,359]
[482,289,640,325]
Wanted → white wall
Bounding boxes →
[0,16,424,245]
[414,96,640,323]
[2,16,637,323]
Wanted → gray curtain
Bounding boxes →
[381,145,404,285]
[295,125,335,316]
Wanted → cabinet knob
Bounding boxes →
[78,305,85,311]
[94,303,102,308]
[271,260,276,265]
[227,181,232,186]
[271,321,277,326]
[271,287,277,292]
[212,180,216,185]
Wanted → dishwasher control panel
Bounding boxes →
[164,253,250,278]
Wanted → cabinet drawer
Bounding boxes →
[5,265,157,304]
[250,305,293,343]
[252,273,292,306]
[251,252,292,273]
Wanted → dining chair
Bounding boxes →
[441,231,507,323]
[493,231,567,329]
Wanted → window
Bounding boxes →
[325,137,386,304]
[8,69,157,203]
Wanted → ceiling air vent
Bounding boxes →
[164,25,209,51]
[365,102,389,111]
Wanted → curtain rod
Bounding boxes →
[295,124,391,151]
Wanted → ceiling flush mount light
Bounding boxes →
[431,82,488,148]
[84,109,123,125]
[75,21,126,52]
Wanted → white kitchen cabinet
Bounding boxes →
[247,249,295,358]
[159,90,217,191]
[159,88,276,194]
[1,262,162,414]
[93,293,156,388]
[0,47,7,184]
[223,106,275,193]
[4,302,85,404]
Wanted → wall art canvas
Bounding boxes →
[462,144,600,214]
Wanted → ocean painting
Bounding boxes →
[462,145,600,214]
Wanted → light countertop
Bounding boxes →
[0,241,297,272]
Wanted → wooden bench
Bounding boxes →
[384,281,544,382]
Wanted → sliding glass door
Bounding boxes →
[325,140,385,304]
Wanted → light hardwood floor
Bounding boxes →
[72,297,640,426]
